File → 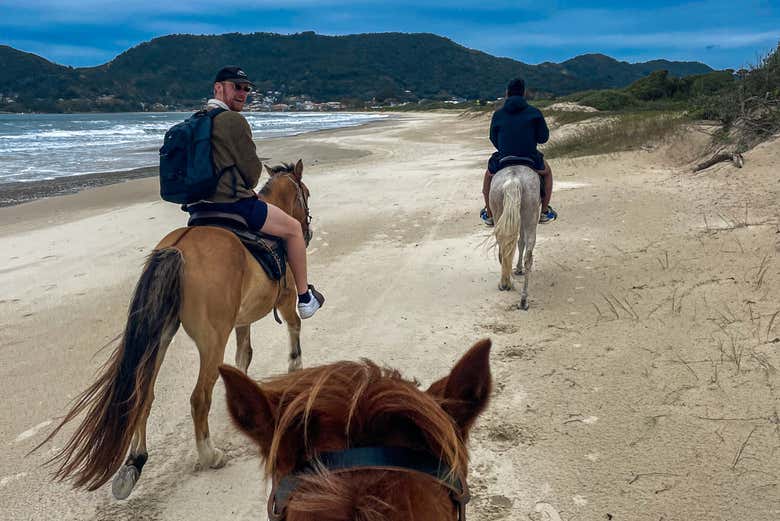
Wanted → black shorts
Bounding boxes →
[487,151,545,174]
[187,197,268,231]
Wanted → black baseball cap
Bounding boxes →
[214,66,255,86]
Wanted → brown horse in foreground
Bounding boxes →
[37,160,313,499]
[220,339,492,521]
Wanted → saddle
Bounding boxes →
[187,210,287,281]
[498,155,537,169]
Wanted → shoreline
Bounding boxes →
[0,113,395,208]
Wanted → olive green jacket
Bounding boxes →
[205,101,263,202]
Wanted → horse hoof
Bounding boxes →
[519,298,529,311]
[112,465,140,500]
[514,267,524,276]
[210,448,227,469]
[498,282,512,291]
[288,358,303,373]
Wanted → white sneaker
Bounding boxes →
[297,285,325,319]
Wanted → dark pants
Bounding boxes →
[487,151,545,174]
[187,197,269,231]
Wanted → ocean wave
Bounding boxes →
[0,112,387,181]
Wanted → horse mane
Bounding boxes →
[256,360,467,519]
[266,162,295,175]
[259,163,294,197]
[258,358,468,477]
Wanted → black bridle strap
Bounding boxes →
[278,173,311,225]
[269,447,469,520]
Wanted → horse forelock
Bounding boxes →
[258,360,468,497]
[286,470,455,521]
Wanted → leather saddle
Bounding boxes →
[498,155,537,169]
[187,210,286,281]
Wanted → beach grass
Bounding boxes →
[543,111,688,158]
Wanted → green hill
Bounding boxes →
[0,33,714,112]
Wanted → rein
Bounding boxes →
[276,173,312,229]
[268,446,470,521]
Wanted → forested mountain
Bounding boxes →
[0,33,713,112]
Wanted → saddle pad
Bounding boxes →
[187,215,287,281]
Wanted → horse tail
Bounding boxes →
[494,176,523,262]
[36,248,184,490]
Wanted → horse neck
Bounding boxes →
[261,177,295,214]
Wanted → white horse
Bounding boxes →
[489,165,541,310]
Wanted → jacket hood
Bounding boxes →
[503,95,529,113]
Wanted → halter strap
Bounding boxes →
[268,447,469,521]
[277,173,311,226]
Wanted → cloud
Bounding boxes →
[476,30,780,50]
[6,40,113,65]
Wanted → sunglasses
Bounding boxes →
[225,82,252,93]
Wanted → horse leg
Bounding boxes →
[191,332,229,470]
[234,325,253,374]
[514,225,526,276]
[519,220,537,310]
[498,239,514,291]
[112,322,178,499]
[277,286,302,372]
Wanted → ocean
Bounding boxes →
[0,112,387,184]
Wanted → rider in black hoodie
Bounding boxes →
[481,78,557,225]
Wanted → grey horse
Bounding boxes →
[488,165,541,310]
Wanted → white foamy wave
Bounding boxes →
[0,111,388,183]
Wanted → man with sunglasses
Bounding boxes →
[187,66,324,319]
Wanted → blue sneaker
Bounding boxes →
[480,207,494,226]
[539,206,557,224]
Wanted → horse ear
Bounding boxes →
[426,339,492,436]
[294,159,303,179]
[219,364,275,452]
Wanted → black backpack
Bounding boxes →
[159,107,226,204]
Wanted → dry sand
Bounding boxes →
[1,112,778,520]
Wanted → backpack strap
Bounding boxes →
[205,107,237,195]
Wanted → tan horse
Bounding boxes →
[220,339,492,521]
[37,160,313,499]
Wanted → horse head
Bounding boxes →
[219,339,493,521]
[262,159,312,246]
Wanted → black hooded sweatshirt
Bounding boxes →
[489,96,549,167]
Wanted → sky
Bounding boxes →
[2,0,779,70]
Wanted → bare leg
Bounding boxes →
[262,204,308,294]
[276,282,303,372]
[234,325,252,374]
[482,170,494,217]
[536,161,553,213]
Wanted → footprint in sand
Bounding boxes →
[14,420,52,443]
[0,472,28,488]
[487,423,536,449]
[534,503,563,521]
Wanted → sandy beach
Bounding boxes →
[1,111,778,520]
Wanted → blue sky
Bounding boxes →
[2,0,778,70]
